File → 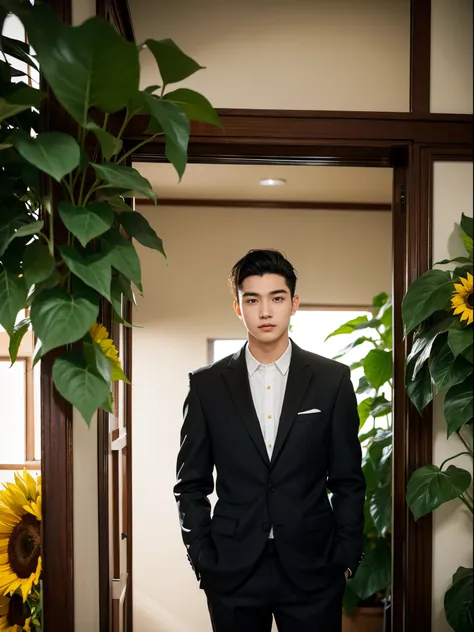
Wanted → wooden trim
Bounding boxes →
[410,0,431,115]
[123,111,473,154]
[0,462,41,471]
[96,0,135,41]
[136,198,392,212]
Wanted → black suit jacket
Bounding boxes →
[174,341,365,594]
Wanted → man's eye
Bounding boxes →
[247,299,257,304]
[274,297,284,302]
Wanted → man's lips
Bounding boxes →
[259,324,276,329]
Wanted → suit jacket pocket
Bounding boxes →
[304,511,334,533]
[211,515,237,537]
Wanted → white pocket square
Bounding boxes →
[298,408,321,415]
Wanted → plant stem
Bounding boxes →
[456,430,473,457]
[459,494,473,513]
[439,452,471,470]
[62,178,75,205]
[116,132,164,166]
[48,177,54,257]
[116,108,131,141]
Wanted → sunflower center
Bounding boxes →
[467,292,473,308]
[7,513,41,579]
[7,593,27,627]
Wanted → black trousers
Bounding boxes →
[204,541,346,632]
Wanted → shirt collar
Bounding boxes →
[245,341,292,377]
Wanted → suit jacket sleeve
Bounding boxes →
[327,366,366,574]
[174,372,214,580]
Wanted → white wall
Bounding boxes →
[132,203,392,631]
[131,0,410,112]
[431,162,473,632]
[430,0,473,114]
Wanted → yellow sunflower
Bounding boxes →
[0,470,42,602]
[451,272,473,325]
[0,594,31,631]
[89,322,129,382]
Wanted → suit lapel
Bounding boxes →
[270,342,313,467]
[222,345,270,467]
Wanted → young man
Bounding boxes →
[174,249,365,632]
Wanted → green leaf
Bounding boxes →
[332,336,374,359]
[0,97,31,120]
[92,163,156,201]
[164,88,222,127]
[112,272,136,305]
[5,83,45,108]
[111,361,129,383]
[372,292,389,308]
[434,256,472,266]
[445,377,473,436]
[402,270,454,335]
[356,376,373,395]
[370,395,392,418]
[380,305,392,329]
[142,94,190,180]
[407,464,471,520]
[103,195,133,214]
[38,17,139,126]
[342,582,360,615]
[23,240,56,289]
[0,268,27,334]
[58,201,114,247]
[145,38,203,87]
[118,211,166,256]
[350,541,391,601]
[429,335,472,394]
[12,131,80,182]
[358,427,377,443]
[8,317,30,365]
[460,233,473,258]
[406,357,433,414]
[100,390,114,414]
[461,213,473,240]
[58,245,112,302]
[462,345,473,364]
[102,230,142,292]
[30,284,99,355]
[448,320,474,357]
[7,219,43,245]
[83,340,112,384]
[357,398,373,428]
[380,327,392,349]
[325,315,369,340]
[86,120,123,160]
[408,317,454,379]
[369,485,391,536]
[0,204,32,257]
[363,349,392,389]
[445,566,474,632]
[52,351,110,425]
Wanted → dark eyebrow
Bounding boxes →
[241,289,289,298]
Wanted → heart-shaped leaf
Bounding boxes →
[325,316,369,341]
[13,130,80,182]
[118,211,166,256]
[30,284,99,355]
[408,317,453,379]
[83,341,112,384]
[406,358,433,414]
[445,377,473,436]
[369,485,391,537]
[402,270,454,335]
[350,542,391,601]
[165,88,222,127]
[461,213,473,240]
[58,201,113,247]
[102,229,142,292]
[145,38,203,87]
[357,398,373,428]
[445,566,474,632]
[58,245,112,302]
[8,317,30,365]
[429,335,472,394]
[448,320,474,357]
[142,94,190,180]
[52,351,110,425]
[38,17,139,126]
[0,268,27,335]
[92,163,156,201]
[86,120,123,160]
[0,204,33,257]
[22,240,56,289]
[407,464,471,520]
[0,98,31,120]
[364,349,392,389]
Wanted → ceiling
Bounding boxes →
[133,163,393,203]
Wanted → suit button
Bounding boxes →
[268,485,275,492]
[262,522,271,532]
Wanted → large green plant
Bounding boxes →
[0,0,220,425]
[402,213,473,632]
[326,293,393,614]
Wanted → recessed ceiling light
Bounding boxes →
[259,178,286,187]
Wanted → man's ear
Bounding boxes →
[233,299,242,319]
[291,295,300,316]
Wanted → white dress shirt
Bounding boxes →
[245,341,292,538]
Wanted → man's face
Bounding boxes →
[233,274,299,343]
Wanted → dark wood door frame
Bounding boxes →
[38,1,472,632]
